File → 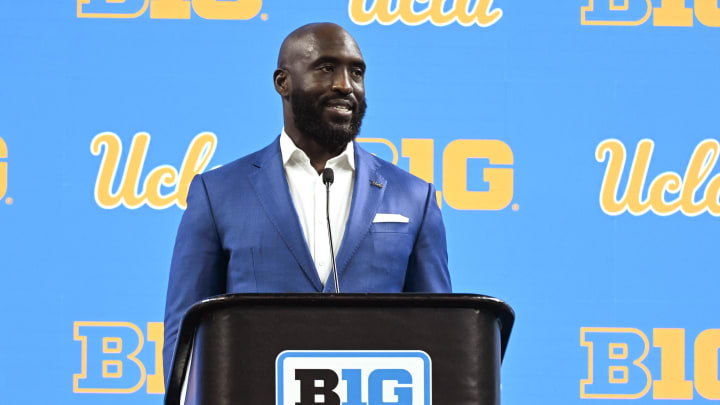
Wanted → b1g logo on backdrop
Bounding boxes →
[596,138,720,216]
[277,350,431,405]
[73,321,165,394]
[580,327,720,400]
[582,0,720,27]
[76,0,263,20]
[360,138,515,211]
[76,0,503,26]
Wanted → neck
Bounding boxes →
[284,125,346,175]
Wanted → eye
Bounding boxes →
[319,65,334,73]
[351,68,364,78]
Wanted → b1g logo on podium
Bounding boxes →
[276,350,431,405]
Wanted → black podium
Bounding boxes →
[165,294,514,405]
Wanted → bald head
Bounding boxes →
[277,23,362,70]
[273,23,367,159]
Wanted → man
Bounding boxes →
[163,23,451,382]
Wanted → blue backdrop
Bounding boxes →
[0,0,719,403]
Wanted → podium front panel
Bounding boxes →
[169,294,513,405]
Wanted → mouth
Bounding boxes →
[328,105,352,113]
[325,99,355,115]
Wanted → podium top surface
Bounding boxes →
[188,292,512,315]
[181,293,514,354]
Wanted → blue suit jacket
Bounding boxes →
[163,137,451,381]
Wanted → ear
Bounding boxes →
[273,69,290,97]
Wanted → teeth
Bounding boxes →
[331,105,350,111]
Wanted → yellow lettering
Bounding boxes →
[654,0,694,26]
[146,322,165,394]
[349,0,400,25]
[191,0,262,20]
[583,0,720,26]
[0,137,7,200]
[90,132,147,209]
[443,139,513,210]
[91,132,217,210]
[609,365,629,383]
[348,0,502,27]
[427,0,452,26]
[455,0,503,27]
[150,0,190,19]
[647,172,682,215]
[695,329,720,400]
[402,139,441,207]
[597,139,720,216]
[625,140,653,213]
[596,139,654,215]
[77,0,149,18]
[400,0,431,25]
[123,133,152,207]
[680,139,719,215]
[696,0,720,27]
[596,139,628,214]
[144,166,178,208]
[91,132,125,208]
[73,321,146,393]
[704,174,720,215]
[580,327,652,399]
[652,328,693,399]
[581,0,652,26]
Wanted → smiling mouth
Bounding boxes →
[328,105,352,113]
[325,99,355,114]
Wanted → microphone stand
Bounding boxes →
[322,168,340,293]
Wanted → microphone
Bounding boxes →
[322,168,340,293]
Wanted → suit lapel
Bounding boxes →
[248,138,323,291]
[326,142,386,292]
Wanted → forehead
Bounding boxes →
[294,30,364,66]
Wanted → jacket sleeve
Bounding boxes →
[163,174,227,387]
[403,183,452,292]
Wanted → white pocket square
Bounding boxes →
[372,213,409,223]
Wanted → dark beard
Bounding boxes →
[291,90,367,149]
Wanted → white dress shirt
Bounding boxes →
[279,130,355,286]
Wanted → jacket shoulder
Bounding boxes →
[199,139,278,185]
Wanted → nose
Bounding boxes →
[331,69,352,95]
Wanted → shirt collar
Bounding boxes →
[280,129,355,171]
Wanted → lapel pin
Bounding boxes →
[371,180,384,188]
